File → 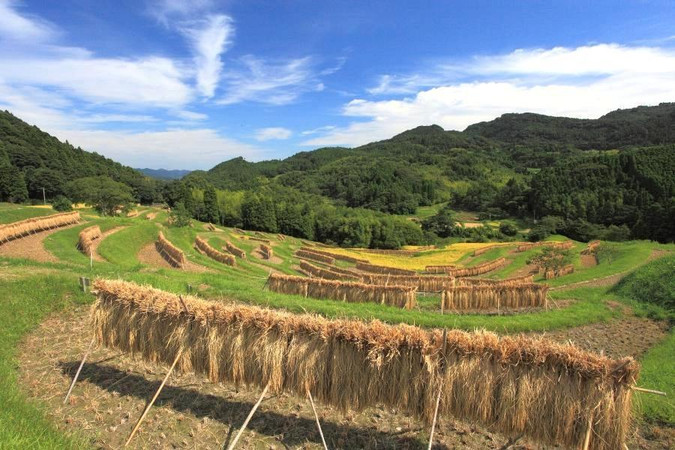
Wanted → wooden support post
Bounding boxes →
[307,389,328,450]
[632,386,667,396]
[63,337,96,404]
[124,349,183,447]
[226,381,271,450]
[90,250,93,270]
[427,328,447,450]
[582,414,593,450]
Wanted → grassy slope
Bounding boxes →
[0,274,88,448]
[0,203,58,224]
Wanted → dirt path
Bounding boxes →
[0,223,80,263]
[89,226,126,262]
[533,317,669,359]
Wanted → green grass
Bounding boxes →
[97,221,158,270]
[636,329,675,425]
[0,203,58,224]
[612,254,675,317]
[0,274,89,448]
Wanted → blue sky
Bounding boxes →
[1,0,674,169]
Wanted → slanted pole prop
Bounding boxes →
[124,349,182,447]
[307,389,328,450]
[226,381,271,450]
[63,337,96,404]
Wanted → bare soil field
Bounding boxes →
[0,223,80,263]
[137,243,213,273]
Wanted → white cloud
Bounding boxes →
[0,0,55,42]
[173,109,208,121]
[148,0,214,25]
[305,44,675,147]
[180,15,233,98]
[219,56,324,105]
[254,127,292,141]
[55,128,263,169]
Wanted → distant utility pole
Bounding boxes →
[42,187,46,205]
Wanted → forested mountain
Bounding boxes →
[138,168,191,180]
[1,104,674,245]
[0,110,159,204]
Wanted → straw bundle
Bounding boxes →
[324,264,363,277]
[249,237,271,244]
[195,236,235,266]
[234,228,247,235]
[299,260,360,281]
[359,273,456,292]
[301,247,367,264]
[424,265,457,274]
[77,225,102,256]
[277,234,286,241]
[224,241,247,259]
[446,258,506,277]
[472,245,499,256]
[207,223,217,231]
[544,264,575,279]
[441,283,549,310]
[517,241,574,252]
[92,279,638,450]
[0,211,80,245]
[582,240,601,255]
[126,210,139,218]
[355,262,416,276]
[456,274,535,286]
[296,249,334,264]
[156,231,185,268]
[260,244,273,260]
[268,273,417,309]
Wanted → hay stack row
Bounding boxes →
[260,244,273,260]
[77,225,102,255]
[195,236,235,266]
[267,273,417,309]
[126,210,139,218]
[296,249,334,264]
[224,241,246,259]
[517,240,574,252]
[472,245,499,256]
[92,279,638,450]
[445,257,506,277]
[355,261,416,276]
[234,228,247,235]
[424,265,457,274]
[299,260,360,281]
[441,283,549,310]
[544,264,575,279]
[277,233,286,241]
[456,274,535,286]
[249,236,271,244]
[361,248,418,256]
[301,247,367,264]
[156,231,185,268]
[0,211,80,245]
[206,223,216,231]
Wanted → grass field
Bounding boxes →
[0,205,672,447]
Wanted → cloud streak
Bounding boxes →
[254,127,292,141]
[305,44,675,147]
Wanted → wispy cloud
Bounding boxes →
[305,44,675,147]
[254,127,292,141]
[0,0,56,42]
[219,56,325,105]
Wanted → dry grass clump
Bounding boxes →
[296,249,335,264]
[301,247,367,264]
[517,241,574,252]
[300,260,361,281]
[356,262,416,276]
[224,241,247,259]
[441,283,549,310]
[91,279,639,450]
[195,236,235,266]
[445,257,506,277]
[77,225,101,255]
[268,273,417,309]
[260,244,273,260]
[544,264,575,279]
[156,231,185,268]
[424,265,457,273]
[0,211,80,245]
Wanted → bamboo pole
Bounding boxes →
[124,349,183,447]
[307,389,328,450]
[428,328,447,449]
[226,381,271,450]
[632,386,667,396]
[582,415,593,450]
[63,337,96,404]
